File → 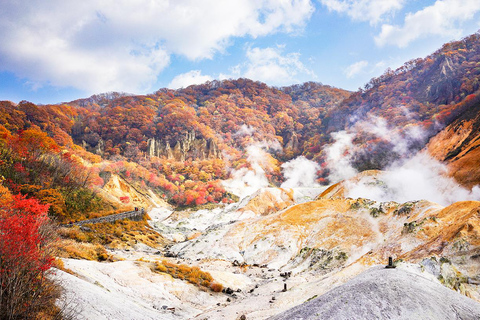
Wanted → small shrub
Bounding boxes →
[153,261,222,292]
[53,258,65,270]
[97,252,109,261]
[350,201,362,210]
[210,282,223,292]
[402,218,426,234]
[0,194,62,319]
[369,206,384,218]
[394,202,414,216]
[156,264,167,272]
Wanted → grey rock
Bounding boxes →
[270,266,480,320]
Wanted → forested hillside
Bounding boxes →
[69,80,349,160]
[325,32,480,170]
[2,32,480,218]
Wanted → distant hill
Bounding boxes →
[67,80,350,162]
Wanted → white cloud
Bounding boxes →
[0,0,314,94]
[320,0,405,25]
[375,0,480,47]
[168,70,213,89]
[229,46,316,86]
[344,60,368,78]
[375,61,387,69]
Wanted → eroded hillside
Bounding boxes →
[56,171,480,319]
[427,97,480,188]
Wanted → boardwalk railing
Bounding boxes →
[64,208,145,227]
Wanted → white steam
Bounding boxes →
[352,116,427,155]
[223,141,280,199]
[323,114,480,206]
[281,156,320,188]
[224,139,322,198]
[345,152,480,206]
[324,130,357,182]
[324,114,427,184]
[234,124,256,137]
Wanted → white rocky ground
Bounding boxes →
[271,265,480,320]
[57,186,480,319]
[56,188,329,319]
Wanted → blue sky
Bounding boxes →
[1,0,480,104]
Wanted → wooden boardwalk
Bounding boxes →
[64,208,146,227]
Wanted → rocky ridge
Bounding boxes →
[146,131,221,161]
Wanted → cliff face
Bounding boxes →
[284,132,300,154]
[147,131,221,161]
[426,99,480,188]
[420,55,461,104]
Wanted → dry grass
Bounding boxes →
[58,226,94,242]
[52,257,77,276]
[59,217,164,247]
[84,219,166,249]
[57,218,165,261]
[57,238,110,261]
[153,260,223,292]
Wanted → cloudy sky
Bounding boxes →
[1,0,480,104]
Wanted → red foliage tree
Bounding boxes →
[119,196,130,204]
[0,194,58,319]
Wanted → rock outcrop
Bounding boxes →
[147,131,221,161]
[147,138,174,159]
[284,132,300,154]
[421,56,460,104]
[95,138,105,156]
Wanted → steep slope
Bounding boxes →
[271,266,480,320]
[318,32,480,179]
[426,96,480,188]
[98,173,170,209]
[331,33,480,131]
